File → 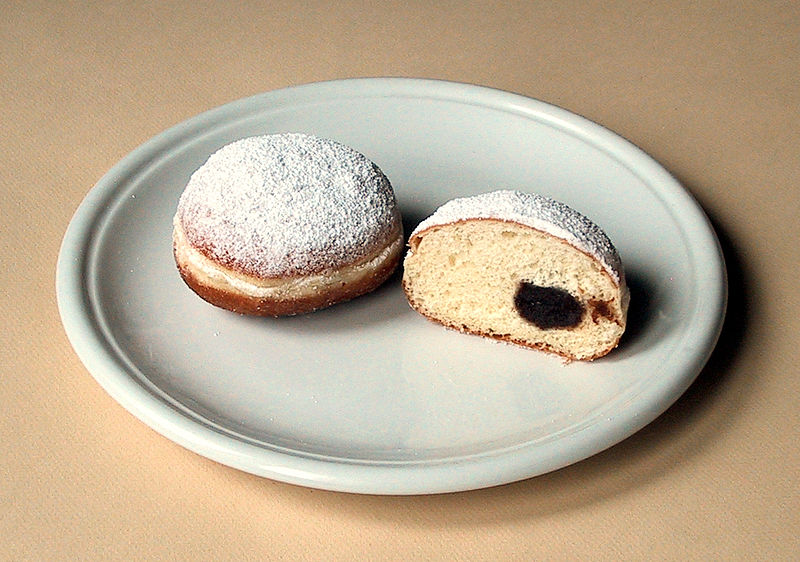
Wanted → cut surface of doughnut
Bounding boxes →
[402,190,628,361]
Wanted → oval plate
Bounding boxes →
[57,78,726,494]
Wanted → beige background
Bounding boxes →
[3,1,798,559]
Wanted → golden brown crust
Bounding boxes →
[177,238,402,316]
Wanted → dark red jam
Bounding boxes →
[513,282,584,329]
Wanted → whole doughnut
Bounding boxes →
[173,133,403,316]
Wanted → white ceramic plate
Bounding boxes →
[57,78,726,495]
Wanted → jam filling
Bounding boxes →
[513,282,584,329]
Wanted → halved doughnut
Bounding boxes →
[402,190,628,360]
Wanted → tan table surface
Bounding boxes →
[3,1,798,559]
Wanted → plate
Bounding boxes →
[56,78,726,494]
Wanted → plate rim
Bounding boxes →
[56,78,727,494]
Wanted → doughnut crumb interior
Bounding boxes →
[402,190,629,361]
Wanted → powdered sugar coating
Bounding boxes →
[176,133,401,277]
[411,190,624,283]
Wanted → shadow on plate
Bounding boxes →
[616,267,656,351]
